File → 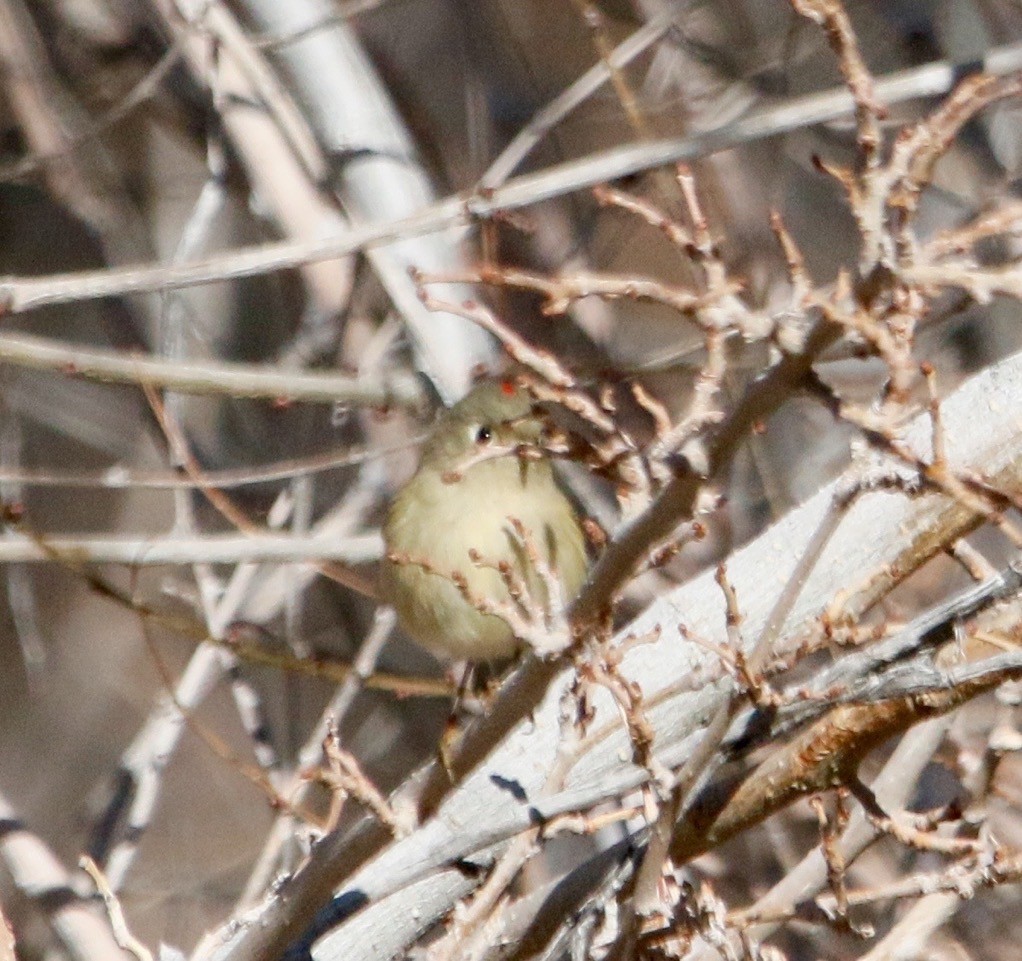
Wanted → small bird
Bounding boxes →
[381,378,588,661]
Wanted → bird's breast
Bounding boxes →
[382,459,586,660]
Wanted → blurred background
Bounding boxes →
[1,0,1022,957]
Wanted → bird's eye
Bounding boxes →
[474,425,493,445]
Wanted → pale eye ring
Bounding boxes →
[474,425,493,445]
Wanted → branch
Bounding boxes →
[0,531,382,565]
[3,43,1022,313]
[0,330,423,406]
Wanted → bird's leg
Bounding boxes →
[438,660,476,779]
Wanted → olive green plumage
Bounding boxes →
[381,380,587,660]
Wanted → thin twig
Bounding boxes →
[0,330,422,406]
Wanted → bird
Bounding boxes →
[381,378,588,661]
